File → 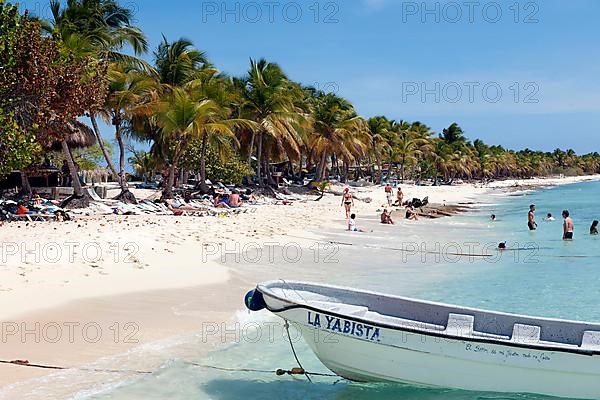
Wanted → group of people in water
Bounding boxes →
[344,184,600,238]
[491,204,598,240]
[526,204,587,240]
[343,185,418,232]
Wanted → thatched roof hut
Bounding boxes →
[48,120,97,152]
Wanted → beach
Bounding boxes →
[1,175,599,398]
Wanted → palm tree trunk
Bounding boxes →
[316,152,328,181]
[199,132,210,193]
[247,130,256,167]
[90,114,118,180]
[343,161,349,183]
[61,140,83,197]
[266,151,277,186]
[115,123,127,191]
[401,155,406,182]
[163,164,176,199]
[112,122,137,204]
[298,148,304,181]
[20,171,32,196]
[256,133,264,186]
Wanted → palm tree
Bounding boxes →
[237,59,306,185]
[309,92,369,181]
[367,116,392,182]
[394,130,429,182]
[128,149,156,183]
[100,63,156,202]
[153,83,240,198]
[154,36,210,87]
[46,0,149,186]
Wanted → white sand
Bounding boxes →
[0,174,598,390]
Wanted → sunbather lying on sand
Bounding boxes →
[166,198,205,212]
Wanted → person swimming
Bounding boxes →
[544,213,556,222]
[491,214,497,221]
[562,210,574,240]
[590,220,599,235]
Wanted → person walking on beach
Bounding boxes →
[395,187,404,207]
[528,205,538,231]
[385,184,393,206]
[590,220,598,235]
[562,210,574,240]
[341,188,354,218]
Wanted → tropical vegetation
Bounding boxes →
[2,0,600,206]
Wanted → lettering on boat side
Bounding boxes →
[464,343,552,363]
[307,312,381,342]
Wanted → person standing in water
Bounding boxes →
[528,205,538,231]
[590,220,599,235]
[562,210,574,240]
[341,188,354,218]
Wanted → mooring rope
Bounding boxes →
[283,319,313,383]
[186,362,338,378]
[0,359,153,374]
[284,234,600,259]
[0,358,339,379]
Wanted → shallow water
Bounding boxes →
[15,181,600,399]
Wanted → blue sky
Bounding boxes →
[21,0,600,161]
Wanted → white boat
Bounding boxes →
[245,280,600,399]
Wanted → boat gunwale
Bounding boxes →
[257,280,600,356]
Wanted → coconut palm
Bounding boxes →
[128,150,156,183]
[367,116,393,181]
[394,130,430,182]
[154,36,210,87]
[100,63,156,202]
[309,92,369,181]
[153,81,244,198]
[46,0,150,185]
[237,59,306,185]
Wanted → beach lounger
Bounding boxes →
[12,213,56,222]
[85,187,104,202]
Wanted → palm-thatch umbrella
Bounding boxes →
[48,120,97,151]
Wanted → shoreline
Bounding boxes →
[1,174,598,395]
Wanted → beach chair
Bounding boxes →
[86,187,104,202]
[10,214,33,222]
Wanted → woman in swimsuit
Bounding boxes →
[341,188,354,218]
[590,220,599,235]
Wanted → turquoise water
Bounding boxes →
[34,182,600,399]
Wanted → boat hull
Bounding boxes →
[273,306,600,399]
